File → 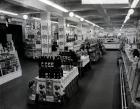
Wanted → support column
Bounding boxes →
[77,23,83,41]
[58,17,66,50]
[41,12,52,56]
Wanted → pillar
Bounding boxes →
[58,17,66,50]
[40,12,52,56]
[77,23,83,41]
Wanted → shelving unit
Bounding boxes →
[0,43,22,85]
[119,45,140,109]
[28,67,79,103]
[24,19,42,58]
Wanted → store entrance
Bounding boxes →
[0,23,24,58]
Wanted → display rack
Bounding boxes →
[0,42,22,85]
[28,67,79,103]
[89,43,102,62]
[24,19,42,58]
[98,35,120,49]
[78,54,91,77]
[119,46,140,109]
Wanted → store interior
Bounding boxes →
[0,0,140,109]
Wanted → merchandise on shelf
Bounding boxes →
[28,67,79,103]
[24,19,42,58]
[38,56,63,79]
[0,41,22,85]
[97,35,120,49]
[59,50,80,70]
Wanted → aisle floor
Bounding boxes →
[0,51,121,109]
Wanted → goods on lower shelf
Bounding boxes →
[38,56,63,79]
[0,41,22,85]
[88,43,103,62]
[59,50,80,69]
[28,66,79,103]
[119,45,140,109]
[98,35,120,49]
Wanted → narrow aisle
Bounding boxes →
[62,51,121,109]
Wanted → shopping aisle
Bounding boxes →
[61,51,121,109]
[0,51,121,109]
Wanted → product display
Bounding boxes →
[38,56,62,79]
[0,41,22,85]
[28,67,79,103]
[24,19,42,58]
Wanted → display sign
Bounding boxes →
[82,0,129,4]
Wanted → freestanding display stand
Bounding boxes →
[78,55,91,77]
[0,41,22,85]
[28,67,79,104]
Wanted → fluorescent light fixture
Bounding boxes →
[75,15,81,19]
[23,15,28,20]
[82,0,129,4]
[85,19,102,28]
[32,17,58,23]
[126,15,130,21]
[69,12,74,17]
[32,17,41,20]
[51,21,58,24]
[0,10,18,16]
[131,0,139,8]
[38,0,68,12]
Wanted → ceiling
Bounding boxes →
[0,0,140,29]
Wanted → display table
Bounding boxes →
[28,67,79,104]
[0,51,22,85]
[78,55,91,77]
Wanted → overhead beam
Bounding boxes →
[5,0,63,16]
[96,5,111,26]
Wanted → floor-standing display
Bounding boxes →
[28,55,79,104]
[0,40,22,85]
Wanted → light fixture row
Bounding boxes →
[0,0,104,30]
[120,0,139,31]
[69,12,103,29]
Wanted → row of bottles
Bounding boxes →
[59,51,74,71]
[38,56,62,79]
[38,56,62,68]
[39,67,63,79]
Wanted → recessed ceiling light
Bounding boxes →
[67,24,70,27]
[69,12,74,17]
[23,15,28,20]
[80,18,84,21]
[128,9,134,16]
